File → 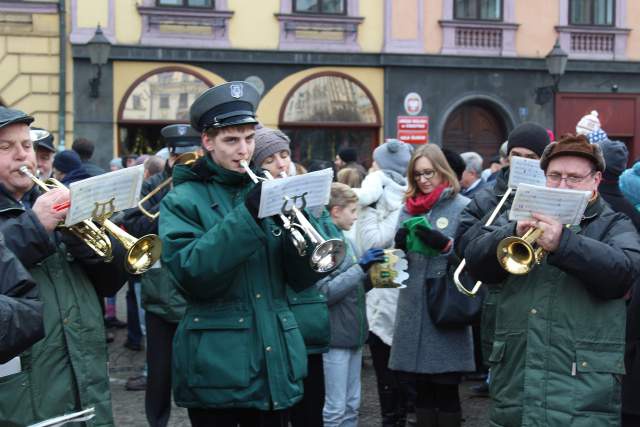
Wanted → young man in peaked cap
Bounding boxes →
[159,82,325,426]
[31,127,56,180]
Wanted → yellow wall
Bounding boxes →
[359,0,384,52]
[515,0,558,58]
[424,0,443,54]
[112,61,227,154]
[626,0,640,60]
[0,5,73,145]
[115,0,141,45]
[257,66,384,143]
[392,0,419,40]
[228,0,279,50]
[76,0,109,30]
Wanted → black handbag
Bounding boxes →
[426,263,486,328]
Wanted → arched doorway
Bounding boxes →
[279,72,381,167]
[117,67,212,155]
[442,101,507,164]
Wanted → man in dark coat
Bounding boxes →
[122,123,201,426]
[0,231,44,364]
[72,137,106,176]
[464,134,640,426]
[0,106,128,426]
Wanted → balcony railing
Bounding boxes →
[570,32,614,54]
[455,27,502,49]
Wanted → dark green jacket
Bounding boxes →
[159,156,323,410]
[466,198,640,426]
[0,187,127,426]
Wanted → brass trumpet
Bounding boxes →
[240,160,346,273]
[496,227,545,275]
[20,166,162,274]
[453,188,512,297]
[138,151,202,220]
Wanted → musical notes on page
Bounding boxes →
[508,183,591,225]
[65,165,144,226]
[508,157,547,189]
[258,168,333,218]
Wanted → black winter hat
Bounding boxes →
[53,150,82,174]
[338,147,358,163]
[507,123,550,158]
[597,139,628,179]
[441,147,465,181]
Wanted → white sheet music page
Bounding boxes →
[65,165,145,226]
[258,168,333,218]
[508,157,547,189]
[508,183,591,225]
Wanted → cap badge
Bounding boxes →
[178,126,187,136]
[230,84,243,99]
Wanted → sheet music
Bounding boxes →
[65,165,144,226]
[28,407,95,427]
[258,168,333,218]
[508,156,547,189]
[509,183,591,225]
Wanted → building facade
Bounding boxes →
[2,0,640,167]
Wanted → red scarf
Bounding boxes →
[405,183,448,216]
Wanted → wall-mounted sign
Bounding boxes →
[397,116,429,144]
[404,92,423,116]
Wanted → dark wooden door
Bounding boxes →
[442,103,506,165]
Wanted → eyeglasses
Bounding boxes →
[545,170,596,185]
[414,169,436,181]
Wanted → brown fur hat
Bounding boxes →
[539,134,605,172]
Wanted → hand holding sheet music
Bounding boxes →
[509,183,591,225]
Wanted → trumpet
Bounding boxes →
[20,166,162,274]
[496,227,545,275]
[453,188,512,297]
[138,151,202,220]
[240,160,346,273]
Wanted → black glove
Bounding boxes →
[414,224,450,252]
[244,182,262,221]
[394,227,408,252]
[358,248,386,272]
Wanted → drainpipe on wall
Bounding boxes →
[57,0,66,151]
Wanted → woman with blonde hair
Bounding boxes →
[389,144,474,427]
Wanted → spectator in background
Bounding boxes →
[441,147,465,182]
[596,139,640,230]
[72,138,106,177]
[335,147,367,182]
[460,152,486,198]
[52,150,91,186]
[481,156,502,183]
[110,157,123,172]
[122,154,138,168]
[31,127,56,179]
[620,161,640,212]
[337,167,364,188]
[143,155,166,179]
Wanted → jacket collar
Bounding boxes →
[493,167,510,196]
[174,154,254,187]
[582,193,605,221]
[0,184,24,214]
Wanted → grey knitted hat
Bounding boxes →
[373,139,414,176]
[252,126,291,167]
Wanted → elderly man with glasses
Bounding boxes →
[463,134,640,427]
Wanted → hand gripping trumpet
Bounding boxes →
[19,166,162,274]
[453,187,512,297]
[240,160,346,273]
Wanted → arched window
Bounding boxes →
[279,72,380,167]
[118,67,211,154]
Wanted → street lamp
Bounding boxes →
[535,38,569,105]
[87,25,111,98]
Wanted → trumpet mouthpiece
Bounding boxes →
[19,166,31,175]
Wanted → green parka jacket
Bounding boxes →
[465,197,640,426]
[159,156,324,410]
[0,187,127,427]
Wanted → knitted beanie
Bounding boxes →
[507,122,550,158]
[576,110,601,136]
[442,147,465,181]
[620,162,640,207]
[252,126,291,167]
[373,139,413,177]
[53,150,82,174]
[338,147,358,163]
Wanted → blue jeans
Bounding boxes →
[322,347,362,427]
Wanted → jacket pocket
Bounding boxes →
[287,288,330,351]
[0,370,34,424]
[277,311,308,382]
[573,348,625,414]
[185,313,251,389]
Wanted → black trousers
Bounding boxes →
[369,333,407,413]
[415,375,461,413]
[188,408,290,427]
[145,312,178,427]
[289,353,325,427]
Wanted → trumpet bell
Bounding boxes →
[497,236,537,275]
[310,238,346,273]
[125,234,163,275]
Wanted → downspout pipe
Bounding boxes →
[57,0,66,151]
